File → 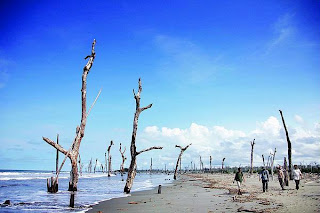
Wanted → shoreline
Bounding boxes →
[87,173,320,213]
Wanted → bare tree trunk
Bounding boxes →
[270,148,276,180]
[56,134,59,174]
[262,154,265,167]
[284,157,289,186]
[94,159,98,173]
[250,139,255,175]
[209,156,212,173]
[42,39,98,191]
[119,143,127,181]
[222,158,225,173]
[174,143,192,180]
[124,78,163,194]
[267,156,270,169]
[150,158,153,174]
[279,110,293,180]
[107,140,114,177]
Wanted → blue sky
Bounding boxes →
[0,0,319,171]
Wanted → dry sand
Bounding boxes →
[87,173,320,213]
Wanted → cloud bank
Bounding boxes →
[139,116,319,169]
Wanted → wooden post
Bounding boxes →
[174,144,192,180]
[250,139,255,175]
[279,110,293,180]
[158,185,162,194]
[124,78,163,194]
[42,39,100,191]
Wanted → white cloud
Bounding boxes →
[139,116,319,169]
[265,13,295,54]
[294,115,304,123]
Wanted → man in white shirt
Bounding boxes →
[293,165,302,190]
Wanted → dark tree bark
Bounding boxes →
[222,158,225,173]
[107,140,114,177]
[124,78,163,193]
[43,39,99,191]
[279,110,293,180]
[284,157,289,186]
[250,139,255,175]
[173,143,192,180]
[119,143,127,181]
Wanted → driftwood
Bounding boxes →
[124,78,163,193]
[279,110,293,180]
[43,39,99,191]
[250,139,255,175]
[107,140,114,177]
[270,148,276,180]
[173,143,192,180]
[119,143,127,180]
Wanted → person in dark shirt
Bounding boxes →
[234,167,245,195]
[259,167,269,192]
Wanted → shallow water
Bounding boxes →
[0,170,172,212]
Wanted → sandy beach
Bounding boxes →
[87,173,320,213]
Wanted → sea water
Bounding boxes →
[0,170,172,212]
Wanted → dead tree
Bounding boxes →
[222,158,225,173]
[104,153,107,173]
[284,157,289,186]
[209,156,212,173]
[124,78,163,194]
[43,39,99,191]
[267,155,271,169]
[47,134,60,193]
[107,140,114,177]
[200,156,204,172]
[88,158,93,173]
[270,148,276,180]
[279,110,293,180]
[262,154,265,167]
[173,143,192,180]
[150,158,153,174]
[250,139,255,175]
[119,143,127,181]
[94,159,98,173]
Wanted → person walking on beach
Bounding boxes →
[259,167,269,192]
[233,167,245,195]
[293,165,302,190]
[277,165,285,190]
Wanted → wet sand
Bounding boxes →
[87,173,320,213]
